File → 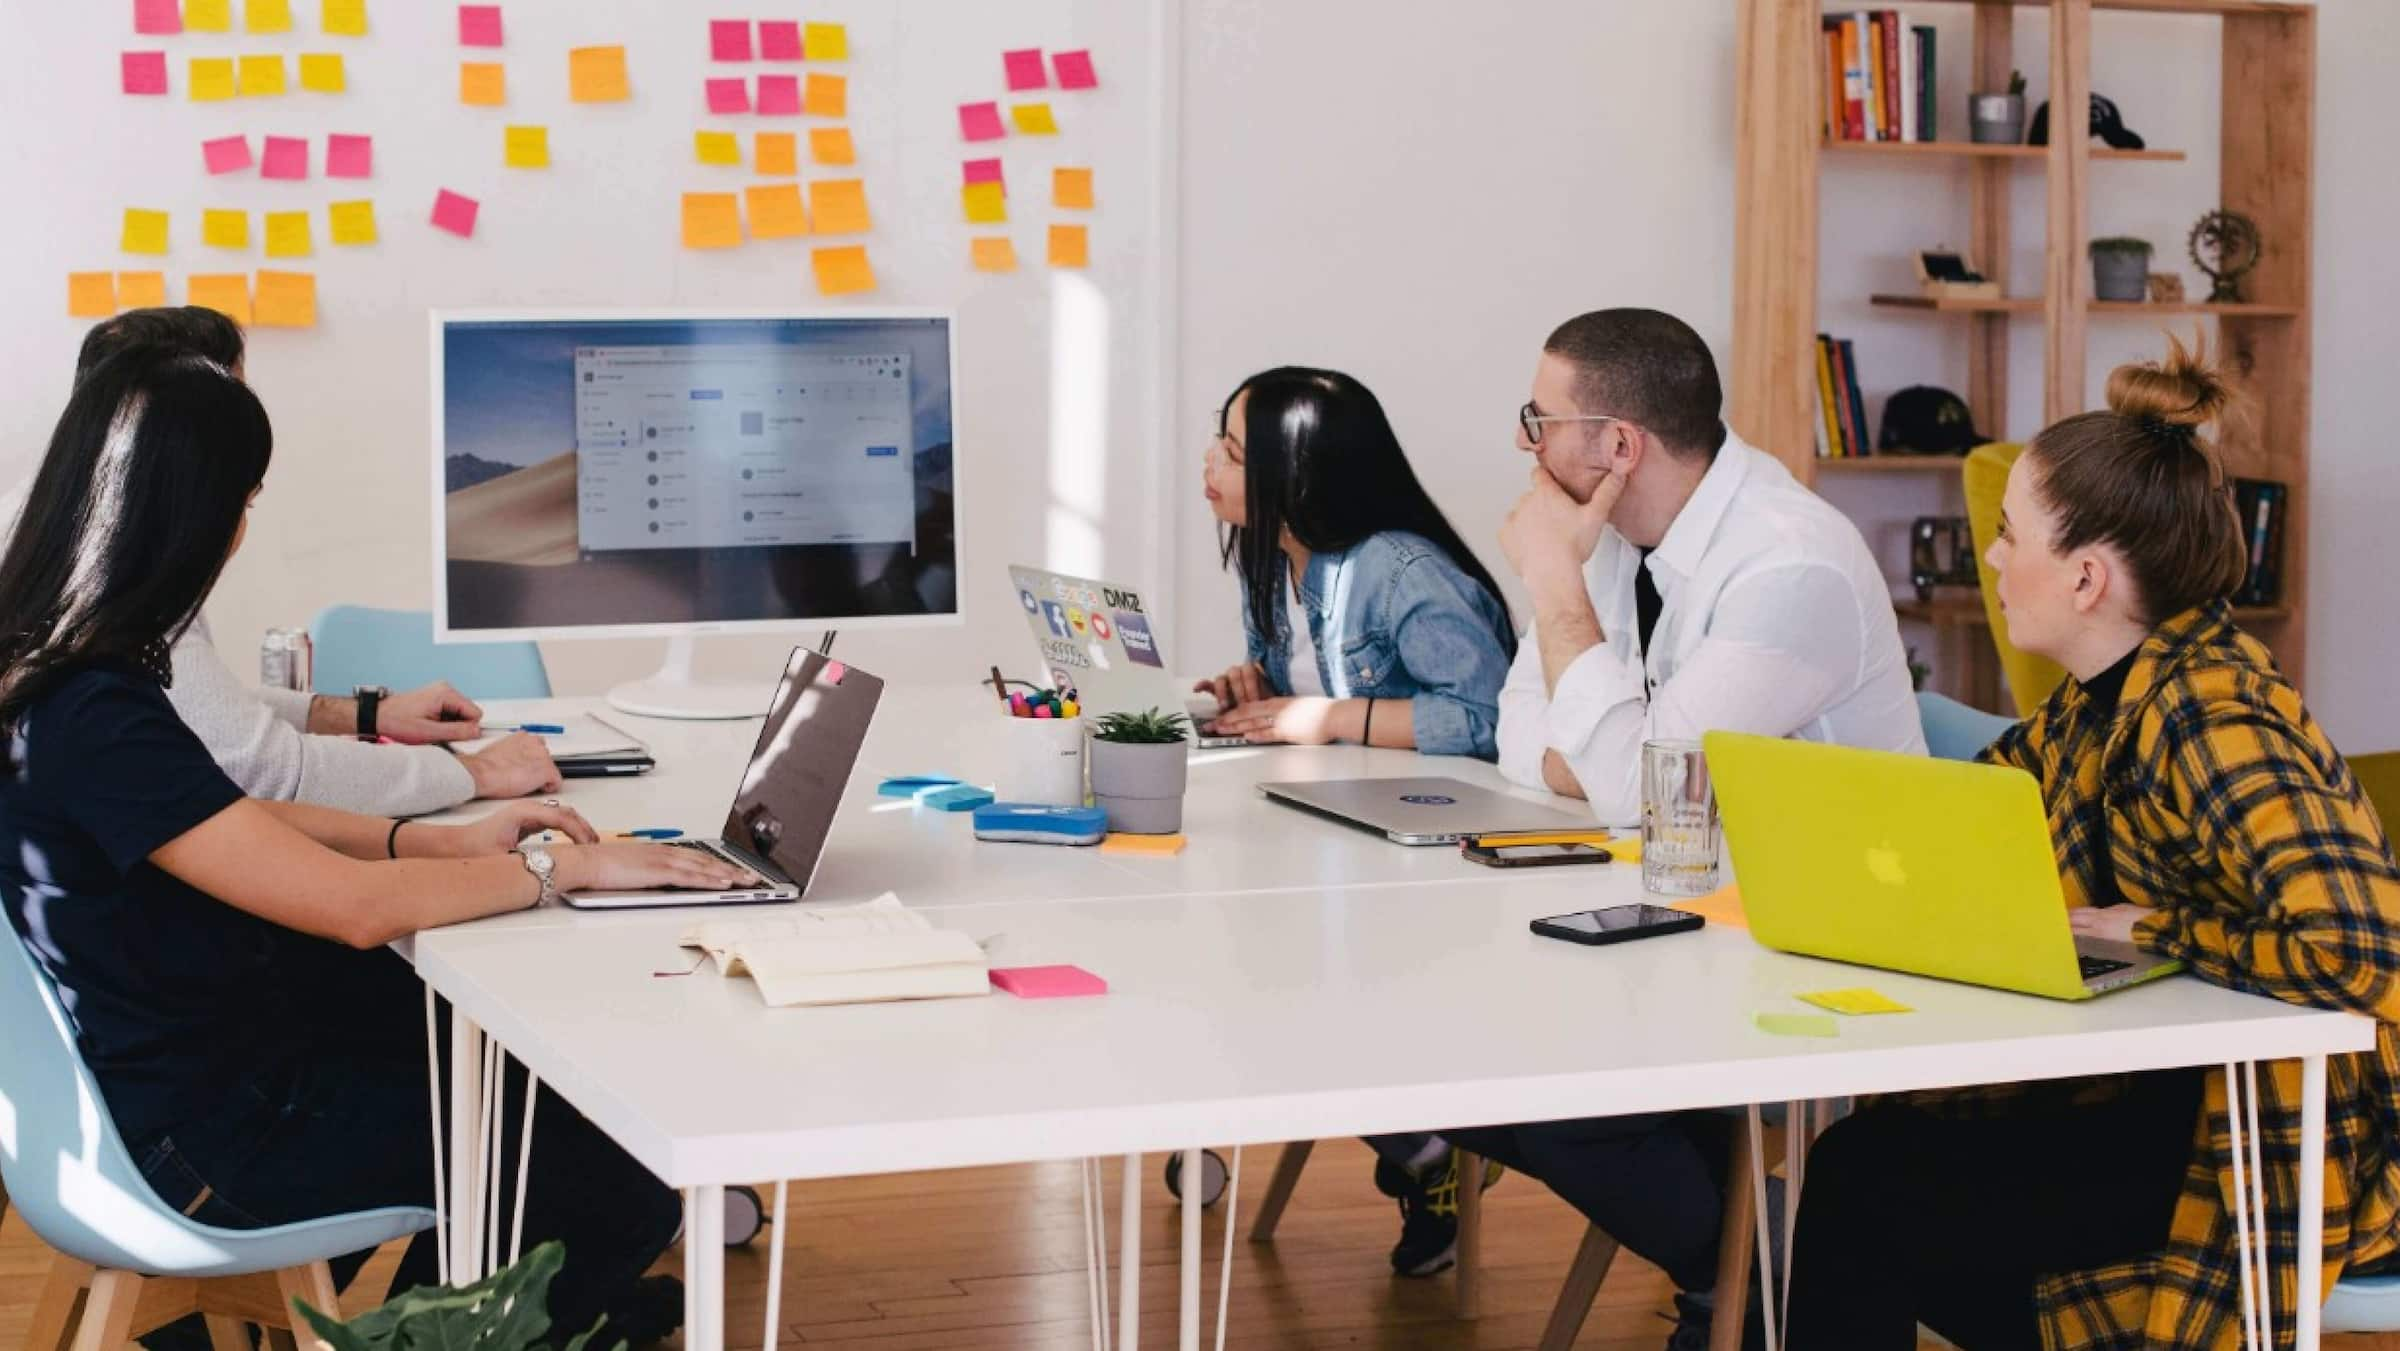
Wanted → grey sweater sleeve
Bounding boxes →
[167,625,478,817]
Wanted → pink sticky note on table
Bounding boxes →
[326,133,372,179]
[122,52,169,95]
[990,965,1108,998]
[962,157,1004,187]
[457,5,503,47]
[261,135,309,180]
[431,188,479,238]
[709,19,752,62]
[759,20,801,60]
[755,74,800,116]
[1003,48,1047,92]
[1053,50,1098,90]
[133,0,181,35]
[705,77,750,114]
[958,101,1005,142]
[203,135,252,175]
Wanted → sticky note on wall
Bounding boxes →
[811,245,873,295]
[1011,103,1058,135]
[202,136,251,175]
[808,179,870,234]
[745,184,808,239]
[755,74,799,116]
[460,61,506,106]
[1048,223,1088,268]
[184,0,232,32]
[754,132,797,176]
[970,236,1017,274]
[681,192,743,249]
[190,58,237,102]
[118,272,168,308]
[263,210,313,258]
[568,46,629,102]
[1003,49,1047,91]
[694,131,741,167]
[261,136,309,180]
[802,22,847,60]
[809,127,854,166]
[1053,50,1098,90]
[458,5,503,47]
[759,20,801,60]
[246,0,294,34]
[326,133,372,178]
[430,189,479,238]
[958,102,1004,142]
[122,52,169,96]
[298,53,345,93]
[803,72,845,118]
[328,199,377,245]
[202,209,249,249]
[710,19,753,62]
[962,157,1004,187]
[505,125,550,168]
[68,273,116,318]
[321,0,369,36]
[961,182,1006,225]
[238,54,288,97]
[122,209,170,255]
[1053,167,1093,209]
[706,77,749,115]
[188,274,251,323]
[134,0,182,36]
[253,270,317,328]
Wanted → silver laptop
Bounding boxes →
[570,649,883,909]
[1008,564,1245,749]
[1258,777,1591,846]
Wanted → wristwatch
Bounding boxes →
[354,684,389,742]
[515,844,559,907]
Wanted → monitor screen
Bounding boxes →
[434,311,958,639]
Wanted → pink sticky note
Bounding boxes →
[202,134,252,175]
[755,74,800,116]
[709,19,752,62]
[260,135,309,180]
[962,157,1004,187]
[758,20,801,60]
[1053,49,1098,90]
[958,101,1005,142]
[326,133,373,179]
[821,660,847,685]
[1003,48,1047,92]
[431,188,480,238]
[133,0,181,35]
[457,5,503,47]
[122,51,169,95]
[991,965,1108,999]
[705,77,749,114]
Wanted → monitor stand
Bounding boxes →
[606,636,773,721]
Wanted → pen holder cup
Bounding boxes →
[999,716,1088,808]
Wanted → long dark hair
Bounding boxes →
[1217,367,1513,653]
[0,348,271,745]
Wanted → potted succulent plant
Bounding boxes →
[2090,236,2155,302]
[1970,69,2028,144]
[1088,709,1190,835]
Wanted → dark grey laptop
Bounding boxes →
[1257,777,1591,846]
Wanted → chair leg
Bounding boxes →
[1709,1120,1759,1351]
[1537,1224,1622,1351]
[275,1263,343,1350]
[71,1270,144,1351]
[1247,1140,1315,1242]
[30,1254,96,1351]
[1454,1149,1485,1320]
[203,1315,255,1351]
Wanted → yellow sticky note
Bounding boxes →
[970,236,1018,274]
[321,0,369,37]
[808,178,870,234]
[238,54,288,97]
[744,184,808,240]
[1054,167,1094,210]
[298,53,345,93]
[253,270,317,329]
[754,132,797,177]
[459,61,506,107]
[694,130,741,168]
[117,272,168,309]
[1755,1011,1839,1039]
[327,199,377,245]
[1100,832,1187,856]
[121,208,170,256]
[1797,988,1915,1017]
[188,274,252,324]
[246,0,294,33]
[811,245,874,295]
[802,22,847,60]
[1012,102,1059,135]
[202,209,250,250]
[263,210,313,259]
[184,0,232,32]
[68,273,117,318]
[681,192,743,250]
[803,72,847,119]
[809,127,855,167]
[1047,223,1088,268]
[190,57,237,102]
[505,125,550,168]
[568,46,629,103]
[961,181,1007,225]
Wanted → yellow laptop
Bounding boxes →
[1704,732,2183,1001]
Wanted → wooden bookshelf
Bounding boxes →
[1813,455,1975,474]
[1733,0,2316,705]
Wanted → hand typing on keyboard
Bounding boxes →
[2066,902,2154,948]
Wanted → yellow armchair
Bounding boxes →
[1963,442,2069,717]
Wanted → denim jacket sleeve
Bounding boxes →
[1239,592,1293,696]
[1375,552,1512,760]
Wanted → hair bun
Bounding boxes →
[2105,330,2231,431]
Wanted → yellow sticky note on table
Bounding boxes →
[809,127,855,166]
[802,22,847,60]
[1047,223,1088,268]
[808,179,870,234]
[1012,102,1059,135]
[568,46,629,103]
[1797,988,1915,1017]
[327,199,377,245]
[188,274,251,324]
[263,210,313,258]
[754,132,797,177]
[238,54,288,97]
[811,245,874,295]
[321,0,369,37]
[1100,832,1186,857]
[744,184,808,240]
[680,192,743,250]
[202,209,249,250]
[1054,167,1094,210]
[1671,883,1743,930]
[68,273,117,318]
[694,130,741,167]
[1755,1011,1839,1039]
[298,53,346,93]
[246,0,294,33]
[184,0,232,32]
[460,61,506,106]
[505,125,550,168]
[970,236,1018,273]
[117,272,168,309]
[961,182,1007,225]
[253,270,316,329]
[803,72,847,119]
[190,58,237,102]
[122,209,170,255]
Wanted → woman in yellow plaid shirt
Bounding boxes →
[1785,336,2400,1350]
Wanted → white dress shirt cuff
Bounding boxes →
[1544,638,1646,760]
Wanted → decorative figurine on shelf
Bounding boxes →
[2189,209,2263,303]
[1910,517,1980,603]
[2148,273,2187,304]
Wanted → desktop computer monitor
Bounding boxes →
[431,309,960,716]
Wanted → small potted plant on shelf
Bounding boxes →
[1089,708,1191,835]
[2090,236,2155,302]
[1970,69,2028,144]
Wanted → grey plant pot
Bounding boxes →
[2092,250,2152,302]
[1969,93,2025,145]
[1089,739,1188,834]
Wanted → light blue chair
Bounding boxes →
[310,605,550,701]
[1918,691,2016,763]
[1,918,434,1350]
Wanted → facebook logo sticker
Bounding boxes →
[1040,601,1071,639]
[1116,611,1162,667]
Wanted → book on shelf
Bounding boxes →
[1824,13,1937,144]
[1814,333,1872,459]
[2230,478,2288,607]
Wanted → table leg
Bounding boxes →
[685,1185,726,1351]
[1119,1154,1143,1351]
[1180,1148,1203,1350]
[423,988,450,1285]
[447,1013,485,1282]
[2298,1054,2327,1351]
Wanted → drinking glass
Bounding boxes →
[1641,739,1721,896]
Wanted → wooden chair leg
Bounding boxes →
[274,1263,343,1351]
[71,1270,144,1351]
[1537,1224,1622,1351]
[1247,1140,1315,1242]
[1454,1149,1485,1320]
[1709,1120,1759,1351]
[30,1254,96,1351]
[203,1315,255,1351]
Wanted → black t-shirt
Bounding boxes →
[2074,647,2142,911]
[1635,548,1665,658]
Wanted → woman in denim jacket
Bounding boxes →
[1198,367,1515,760]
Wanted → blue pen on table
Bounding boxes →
[612,828,684,840]
[486,722,567,735]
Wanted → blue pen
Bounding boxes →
[613,828,684,840]
[489,722,567,735]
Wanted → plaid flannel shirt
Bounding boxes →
[1958,601,2400,1350]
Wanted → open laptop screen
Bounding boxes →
[722,649,884,888]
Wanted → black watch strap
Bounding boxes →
[356,686,384,742]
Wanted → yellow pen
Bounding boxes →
[1463,830,1616,849]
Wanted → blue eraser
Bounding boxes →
[916,783,996,812]
[880,774,963,798]
[972,803,1109,846]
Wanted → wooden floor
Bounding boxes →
[7,1139,2398,1350]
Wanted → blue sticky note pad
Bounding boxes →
[973,802,1108,846]
[880,774,962,798]
[917,783,995,812]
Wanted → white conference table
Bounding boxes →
[407,684,2374,1351]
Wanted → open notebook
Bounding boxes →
[678,894,988,1008]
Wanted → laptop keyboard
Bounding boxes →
[2079,954,2134,981]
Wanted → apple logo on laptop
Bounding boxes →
[1865,843,1908,887]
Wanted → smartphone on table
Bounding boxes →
[1531,904,1704,946]
[1463,840,1611,868]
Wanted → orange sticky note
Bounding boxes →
[808,178,869,234]
[1672,884,1748,931]
[321,0,369,37]
[1011,102,1059,135]
[504,125,550,168]
[202,209,249,250]
[298,52,345,93]
[121,208,170,255]
[246,0,294,33]
[188,273,252,323]
[183,0,232,31]
[263,210,312,259]
[189,57,237,101]
[803,72,846,119]
[694,130,742,167]
[253,270,317,329]
[808,126,855,166]
[1054,166,1094,210]
[754,132,797,176]
[745,184,808,239]
[811,245,874,295]
[681,192,743,250]
[238,54,288,97]
[117,272,168,308]
[970,236,1017,274]
[802,22,847,60]
[460,61,506,106]
[568,46,629,103]
[327,199,377,245]
[961,181,1006,225]
[68,273,116,318]
[1047,223,1088,268]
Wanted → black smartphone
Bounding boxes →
[1530,904,1705,946]
[1463,841,1611,868]
[558,754,656,778]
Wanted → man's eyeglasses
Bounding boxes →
[1519,401,1624,447]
